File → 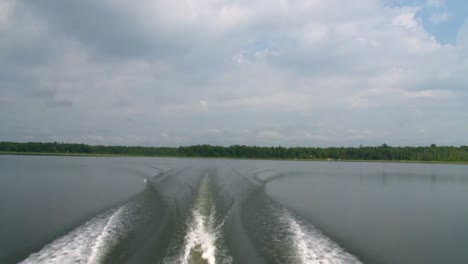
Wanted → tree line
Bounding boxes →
[1,141,468,162]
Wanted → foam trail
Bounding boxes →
[180,208,218,264]
[19,204,133,264]
[165,175,232,264]
[277,207,361,264]
[87,205,130,264]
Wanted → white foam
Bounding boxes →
[87,205,128,264]
[180,207,218,264]
[19,204,132,264]
[165,176,232,264]
[277,208,361,264]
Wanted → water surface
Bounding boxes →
[1,155,467,263]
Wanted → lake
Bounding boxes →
[1,155,467,263]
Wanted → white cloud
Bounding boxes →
[348,86,453,109]
[255,129,287,141]
[458,20,468,47]
[0,0,15,29]
[199,100,209,112]
[391,8,420,29]
[430,12,451,24]
[425,0,445,8]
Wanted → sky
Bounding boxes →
[0,0,467,147]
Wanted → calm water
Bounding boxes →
[0,155,467,264]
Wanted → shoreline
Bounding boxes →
[1,151,467,165]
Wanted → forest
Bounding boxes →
[1,141,468,162]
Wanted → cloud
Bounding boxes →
[46,99,73,108]
[458,19,468,47]
[0,0,467,146]
[199,100,209,112]
[160,100,210,114]
[29,87,57,98]
[430,12,451,24]
[425,0,445,8]
[0,98,12,106]
[255,128,287,141]
[392,8,421,29]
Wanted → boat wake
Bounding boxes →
[241,168,362,264]
[165,175,232,264]
[275,207,361,264]
[19,202,136,264]
[17,167,363,264]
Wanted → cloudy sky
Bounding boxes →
[0,0,467,147]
